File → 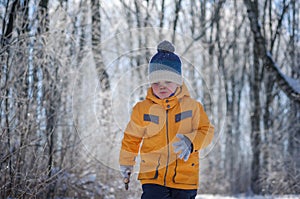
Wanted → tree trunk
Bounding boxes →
[250,33,263,194]
[91,0,110,90]
[1,0,20,197]
[172,0,182,43]
[159,0,165,39]
[36,0,57,197]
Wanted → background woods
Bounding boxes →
[0,0,299,198]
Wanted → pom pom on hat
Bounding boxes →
[157,40,175,53]
[148,40,182,85]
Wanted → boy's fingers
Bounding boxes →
[176,134,184,139]
[173,143,185,153]
[183,151,190,161]
[172,141,182,147]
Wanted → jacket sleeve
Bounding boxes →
[185,102,214,152]
[119,103,144,166]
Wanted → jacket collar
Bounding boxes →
[146,83,190,110]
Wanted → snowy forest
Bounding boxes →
[0,0,299,198]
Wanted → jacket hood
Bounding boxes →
[146,83,190,110]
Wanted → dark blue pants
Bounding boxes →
[141,184,197,199]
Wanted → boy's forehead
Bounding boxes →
[151,81,179,87]
[152,81,172,84]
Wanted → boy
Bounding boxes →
[119,40,214,199]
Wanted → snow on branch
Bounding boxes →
[265,52,300,100]
[244,0,300,102]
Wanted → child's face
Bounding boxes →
[151,81,178,99]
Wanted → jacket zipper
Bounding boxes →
[164,109,170,186]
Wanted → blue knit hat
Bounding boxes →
[148,40,182,85]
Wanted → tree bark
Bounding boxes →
[172,0,182,43]
[250,38,263,194]
[91,0,110,90]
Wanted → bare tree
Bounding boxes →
[244,0,300,102]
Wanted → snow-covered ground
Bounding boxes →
[196,195,299,199]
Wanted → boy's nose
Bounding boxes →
[159,83,167,88]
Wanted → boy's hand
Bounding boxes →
[173,134,193,162]
[120,165,133,178]
[120,165,133,190]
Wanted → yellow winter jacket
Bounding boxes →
[119,83,214,190]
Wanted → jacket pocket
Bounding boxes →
[173,154,199,185]
[138,153,161,180]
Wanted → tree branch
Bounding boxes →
[244,0,300,102]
